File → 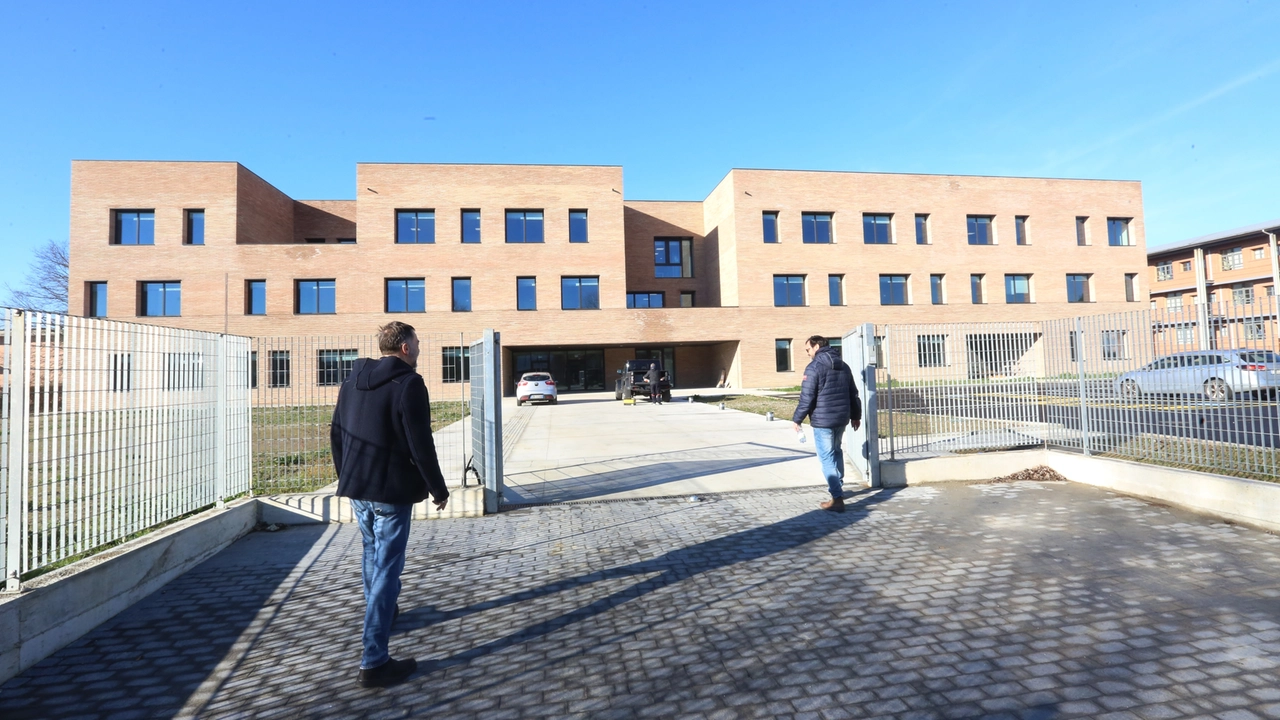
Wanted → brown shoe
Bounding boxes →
[820,497,845,513]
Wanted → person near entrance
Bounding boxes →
[792,335,861,512]
[645,362,663,404]
[330,321,450,688]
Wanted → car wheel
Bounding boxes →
[516,398,524,406]
[1204,378,1230,401]
[550,397,558,405]
[662,390,672,403]
[1119,379,1140,399]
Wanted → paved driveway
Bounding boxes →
[501,391,848,504]
[4,481,1280,719]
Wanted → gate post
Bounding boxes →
[844,323,880,488]
[5,310,30,592]
[482,330,503,513]
[1075,317,1091,456]
[214,334,228,507]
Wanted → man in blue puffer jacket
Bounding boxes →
[792,335,862,512]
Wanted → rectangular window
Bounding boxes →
[87,281,108,317]
[505,210,544,243]
[1156,261,1173,281]
[775,339,792,372]
[1246,322,1267,341]
[249,351,258,389]
[317,349,358,387]
[295,279,336,314]
[801,213,833,244]
[762,212,779,243]
[1005,274,1031,304]
[1015,216,1028,245]
[1268,285,1276,297]
[915,214,929,245]
[966,216,994,245]
[828,275,844,306]
[862,214,891,244]
[569,210,589,243]
[452,278,472,312]
[442,346,471,383]
[930,274,944,305]
[163,352,204,390]
[970,274,984,304]
[305,238,325,244]
[1254,247,1266,260]
[109,353,132,392]
[395,210,435,244]
[561,277,600,310]
[1176,327,1194,344]
[139,281,181,316]
[654,237,694,278]
[1101,330,1128,361]
[517,277,537,311]
[879,275,909,305]
[246,280,266,315]
[386,278,425,313]
[1107,218,1132,246]
[1076,216,1089,246]
[1233,284,1254,305]
[1222,247,1244,271]
[268,350,291,388]
[1125,273,1138,302]
[773,275,805,307]
[917,335,947,368]
[337,237,357,244]
[185,210,205,245]
[1166,294,1184,310]
[461,210,481,244]
[112,210,155,245]
[626,292,664,308]
[680,291,695,308]
[1181,260,1192,272]
[1066,274,1091,303]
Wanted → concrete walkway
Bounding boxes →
[4,481,1280,719]
[500,390,842,504]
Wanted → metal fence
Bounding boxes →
[250,331,482,495]
[877,298,1280,482]
[1,309,251,589]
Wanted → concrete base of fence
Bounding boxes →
[257,486,486,525]
[881,449,1280,535]
[0,498,258,685]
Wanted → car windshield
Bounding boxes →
[523,374,551,382]
[1238,351,1280,364]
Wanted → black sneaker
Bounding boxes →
[358,657,417,688]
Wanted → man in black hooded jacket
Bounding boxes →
[792,335,862,513]
[331,321,449,687]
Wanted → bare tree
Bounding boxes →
[4,239,69,313]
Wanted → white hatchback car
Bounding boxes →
[516,372,558,406]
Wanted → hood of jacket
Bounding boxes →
[812,345,840,370]
[352,356,415,391]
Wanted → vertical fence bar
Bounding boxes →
[5,311,29,591]
[215,334,227,507]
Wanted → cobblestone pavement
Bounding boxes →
[4,481,1280,719]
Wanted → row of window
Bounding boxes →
[1155,246,1269,281]
[250,348,471,388]
[772,273,1141,307]
[761,212,1133,247]
[111,210,205,245]
[1159,284,1275,310]
[397,209,589,244]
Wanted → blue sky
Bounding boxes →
[2,1,1278,293]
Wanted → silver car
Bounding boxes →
[1115,350,1280,401]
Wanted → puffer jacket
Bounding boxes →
[330,356,449,505]
[792,346,862,429]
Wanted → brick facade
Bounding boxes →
[69,161,1148,391]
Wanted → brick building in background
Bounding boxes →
[69,161,1147,392]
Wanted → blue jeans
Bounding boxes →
[812,426,846,499]
[351,499,412,669]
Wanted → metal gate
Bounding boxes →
[469,330,503,513]
[843,323,880,487]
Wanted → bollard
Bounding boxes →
[719,402,726,410]
[765,411,774,421]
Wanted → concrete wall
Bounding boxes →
[0,499,258,685]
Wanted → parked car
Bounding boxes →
[1114,350,1280,400]
[614,359,672,402]
[516,372,558,406]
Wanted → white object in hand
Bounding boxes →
[796,428,807,444]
